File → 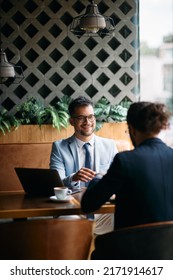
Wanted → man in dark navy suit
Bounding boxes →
[81,101,173,229]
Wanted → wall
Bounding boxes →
[0,0,139,113]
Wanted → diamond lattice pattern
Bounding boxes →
[0,0,139,112]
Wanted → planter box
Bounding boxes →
[0,122,131,145]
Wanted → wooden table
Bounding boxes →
[0,190,115,219]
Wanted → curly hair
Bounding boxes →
[68,96,93,116]
[127,102,171,134]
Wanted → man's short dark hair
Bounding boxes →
[68,96,93,116]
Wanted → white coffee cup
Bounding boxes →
[54,187,72,200]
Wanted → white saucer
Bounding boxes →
[49,195,74,202]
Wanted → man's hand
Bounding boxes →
[72,167,96,182]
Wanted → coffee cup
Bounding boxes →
[54,187,72,200]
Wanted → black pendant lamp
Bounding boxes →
[70,0,115,37]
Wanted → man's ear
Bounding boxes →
[69,118,74,126]
[129,124,136,136]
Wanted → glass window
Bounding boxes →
[140,0,173,147]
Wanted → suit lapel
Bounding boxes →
[94,136,100,173]
[68,135,80,171]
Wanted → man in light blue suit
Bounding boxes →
[50,96,118,234]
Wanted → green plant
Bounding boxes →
[94,97,131,130]
[0,108,20,135]
[42,105,69,130]
[16,96,70,130]
[108,104,128,122]
[16,97,45,125]
[0,95,131,135]
[55,95,72,113]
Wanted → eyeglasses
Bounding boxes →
[72,114,95,123]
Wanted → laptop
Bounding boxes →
[15,168,64,196]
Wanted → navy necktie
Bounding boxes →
[83,143,94,220]
[83,143,91,169]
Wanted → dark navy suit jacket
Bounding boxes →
[81,138,173,229]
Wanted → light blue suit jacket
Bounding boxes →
[50,134,118,189]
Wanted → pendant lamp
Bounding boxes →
[70,0,115,36]
[0,15,24,84]
[0,46,24,84]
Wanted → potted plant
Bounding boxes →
[94,97,131,130]
[16,96,70,130]
[0,96,131,146]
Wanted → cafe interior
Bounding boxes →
[0,0,173,260]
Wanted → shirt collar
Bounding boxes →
[75,135,95,148]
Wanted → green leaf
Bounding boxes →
[94,100,111,121]
[2,120,11,132]
[16,96,45,124]
[0,108,20,135]
[44,106,69,131]
[95,121,104,131]
[109,105,128,121]
[56,96,72,113]
[0,124,6,135]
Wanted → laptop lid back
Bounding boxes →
[15,168,64,196]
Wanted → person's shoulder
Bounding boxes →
[53,135,74,146]
[95,135,115,145]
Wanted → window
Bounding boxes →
[140,0,173,147]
